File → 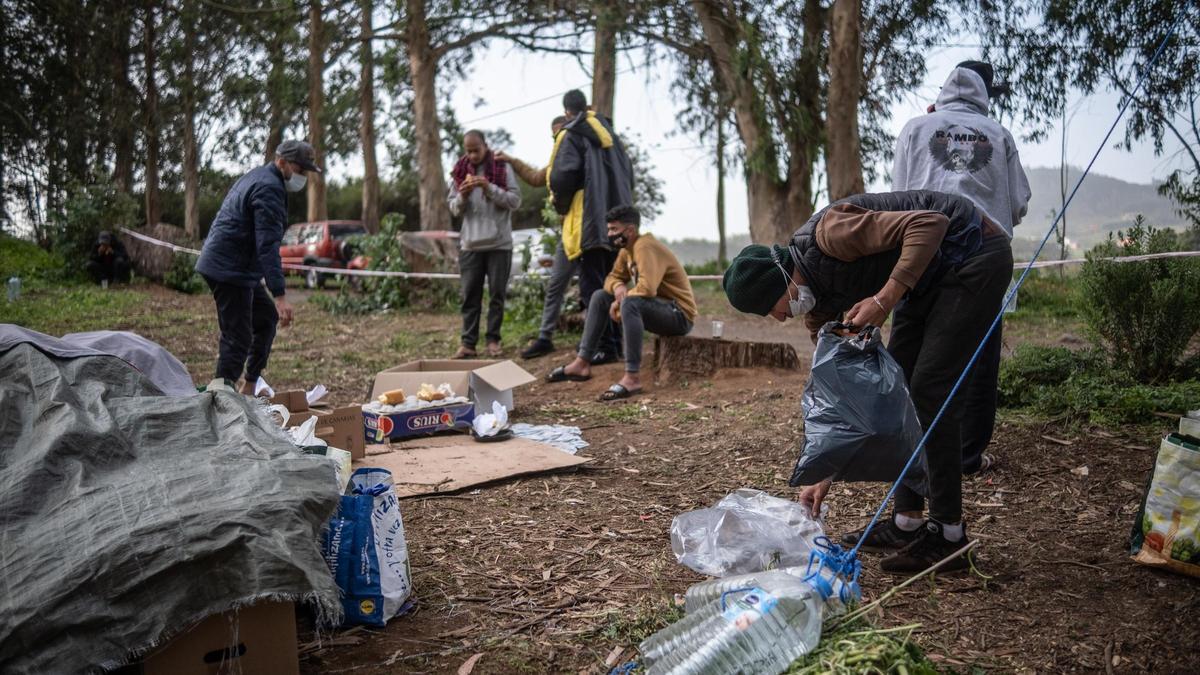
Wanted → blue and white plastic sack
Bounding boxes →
[323,468,413,626]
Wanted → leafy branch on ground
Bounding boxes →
[311,213,458,315]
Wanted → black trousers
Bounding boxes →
[960,322,1003,473]
[578,247,620,358]
[86,258,131,284]
[459,249,512,347]
[889,236,1013,524]
[203,276,279,384]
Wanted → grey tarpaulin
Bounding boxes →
[61,330,197,396]
[0,335,342,674]
[789,323,927,494]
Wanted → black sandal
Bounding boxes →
[546,365,591,383]
[599,383,641,401]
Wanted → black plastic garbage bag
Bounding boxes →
[789,323,926,493]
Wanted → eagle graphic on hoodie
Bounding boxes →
[891,67,1032,238]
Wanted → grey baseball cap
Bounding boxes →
[275,139,323,173]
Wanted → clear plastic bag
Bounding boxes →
[670,489,826,577]
[790,323,926,493]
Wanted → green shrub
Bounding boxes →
[0,235,66,288]
[163,252,206,294]
[684,259,725,276]
[1079,217,1200,382]
[50,181,139,273]
[1012,269,1080,318]
[999,344,1200,425]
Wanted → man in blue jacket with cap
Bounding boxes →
[196,139,321,394]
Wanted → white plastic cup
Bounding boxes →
[101,279,109,290]
[712,320,724,339]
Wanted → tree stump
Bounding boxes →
[119,223,200,282]
[652,335,800,381]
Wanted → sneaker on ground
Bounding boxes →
[879,520,973,575]
[520,338,555,359]
[840,517,924,553]
[590,350,620,365]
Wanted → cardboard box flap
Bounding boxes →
[379,359,501,374]
[472,360,536,391]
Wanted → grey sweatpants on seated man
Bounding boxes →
[577,289,692,372]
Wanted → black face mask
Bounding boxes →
[608,227,630,248]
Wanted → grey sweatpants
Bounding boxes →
[578,289,692,373]
[538,242,579,341]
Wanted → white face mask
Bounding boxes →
[285,171,307,192]
[777,262,816,317]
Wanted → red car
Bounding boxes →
[279,220,367,288]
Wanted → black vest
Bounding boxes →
[786,191,985,317]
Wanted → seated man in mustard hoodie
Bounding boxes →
[545,205,696,400]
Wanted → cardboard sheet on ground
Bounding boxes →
[356,436,591,497]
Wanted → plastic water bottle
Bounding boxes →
[639,571,823,675]
[6,277,19,302]
[684,566,851,617]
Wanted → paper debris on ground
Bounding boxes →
[472,401,508,437]
[510,423,589,455]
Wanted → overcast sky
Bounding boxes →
[326,40,1189,243]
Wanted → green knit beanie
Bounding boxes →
[723,244,791,316]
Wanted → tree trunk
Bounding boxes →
[826,0,864,201]
[407,0,450,230]
[359,0,381,233]
[716,114,727,266]
[591,4,619,120]
[111,5,136,193]
[264,24,287,164]
[692,0,792,244]
[142,1,161,228]
[182,3,201,239]
[306,0,328,222]
[783,0,824,224]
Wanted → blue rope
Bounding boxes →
[849,11,1189,558]
[609,662,639,675]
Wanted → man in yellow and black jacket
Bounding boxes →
[547,89,633,363]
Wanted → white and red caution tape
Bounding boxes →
[118,226,1200,281]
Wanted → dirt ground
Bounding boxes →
[22,283,1200,674]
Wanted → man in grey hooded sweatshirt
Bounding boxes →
[892,61,1031,477]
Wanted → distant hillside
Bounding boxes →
[662,167,1188,263]
[1020,166,1186,250]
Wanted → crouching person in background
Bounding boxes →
[545,205,695,401]
[87,231,131,286]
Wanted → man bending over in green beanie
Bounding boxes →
[723,190,1012,576]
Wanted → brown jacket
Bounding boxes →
[803,203,949,340]
[604,234,698,323]
[507,156,547,188]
